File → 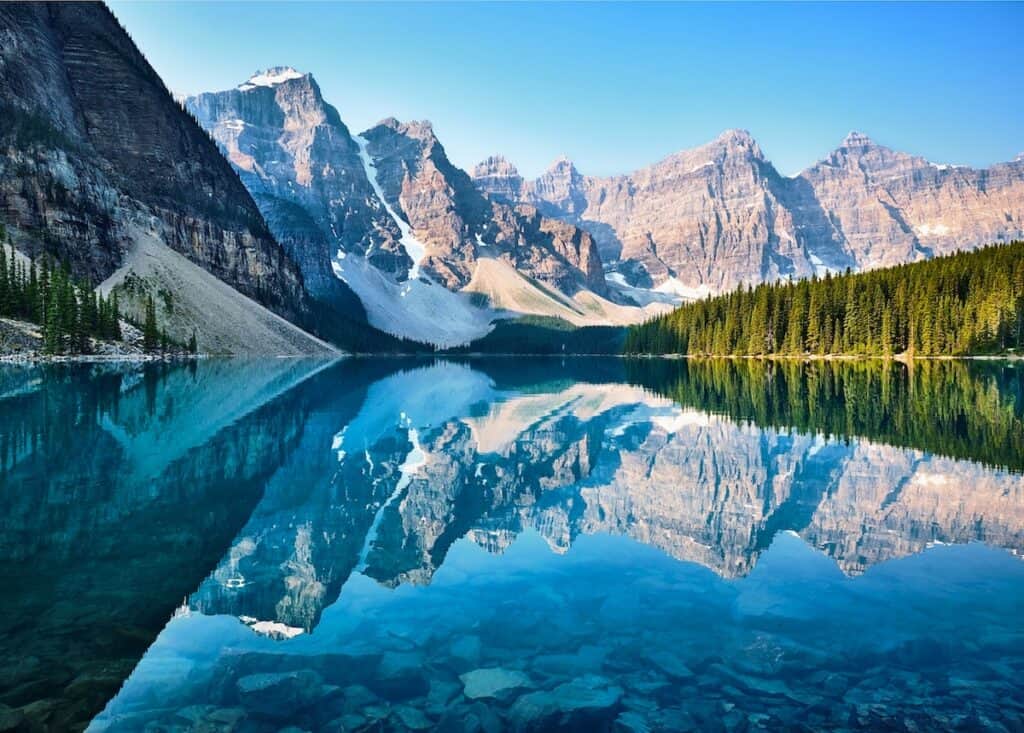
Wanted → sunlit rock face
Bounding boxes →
[806,447,1024,574]
[797,132,1024,268]
[186,76,608,335]
[360,118,606,295]
[577,420,1024,577]
[186,69,412,287]
[474,130,1024,297]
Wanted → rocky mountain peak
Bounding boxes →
[840,130,877,150]
[474,155,520,178]
[472,155,524,203]
[0,4,318,348]
[715,128,754,145]
[376,117,435,140]
[710,128,764,160]
[546,155,578,174]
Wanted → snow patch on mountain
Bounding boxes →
[654,277,714,301]
[239,617,305,639]
[915,222,952,237]
[331,251,494,347]
[355,135,427,280]
[355,425,427,572]
[336,363,497,454]
[238,67,304,91]
[605,272,684,307]
[652,408,714,434]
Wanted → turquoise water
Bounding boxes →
[1,358,1022,731]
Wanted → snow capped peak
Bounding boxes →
[546,155,576,173]
[841,130,875,148]
[716,128,754,144]
[238,66,305,91]
[474,154,519,177]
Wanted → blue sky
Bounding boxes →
[109,1,1023,178]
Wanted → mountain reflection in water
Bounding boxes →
[0,358,1021,732]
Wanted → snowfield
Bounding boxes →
[331,252,495,348]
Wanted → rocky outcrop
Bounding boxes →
[471,155,524,203]
[474,130,1024,297]
[0,4,312,331]
[185,77,609,296]
[346,117,608,296]
[798,131,1024,268]
[186,68,411,290]
[186,74,616,345]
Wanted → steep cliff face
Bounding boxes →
[187,73,633,345]
[471,155,524,203]
[363,118,607,295]
[476,130,841,296]
[474,130,1024,298]
[798,132,1024,267]
[186,69,410,292]
[0,4,313,336]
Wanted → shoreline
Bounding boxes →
[0,352,202,364]
[619,353,1024,362]
[2,351,1022,364]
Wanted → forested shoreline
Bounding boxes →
[626,358,1024,473]
[625,241,1024,357]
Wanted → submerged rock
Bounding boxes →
[509,674,623,730]
[0,705,25,732]
[235,669,324,715]
[425,678,462,715]
[554,675,624,713]
[614,710,652,733]
[449,635,483,668]
[392,704,434,730]
[643,650,694,680]
[460,667,532,700]
[373,651,428,698]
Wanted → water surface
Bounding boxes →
[1,358,1022,732]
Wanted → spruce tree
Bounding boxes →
[143,295,159,353]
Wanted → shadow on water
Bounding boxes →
[0,358,404,732]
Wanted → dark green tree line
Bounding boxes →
[625,241,1024,357]
[0,244,122,355]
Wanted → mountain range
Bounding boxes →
[1,3,1022,352]
[185,69,651,346]
[474,130,1024,298]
